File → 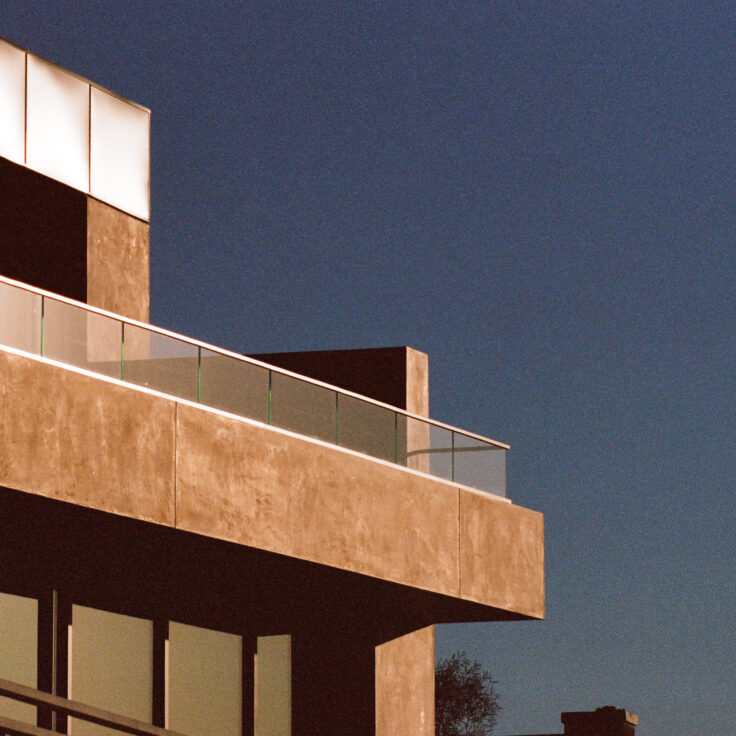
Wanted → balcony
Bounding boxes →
[0,275,508,498]
[0,274,542,618]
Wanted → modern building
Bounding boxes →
[0,39,544,736]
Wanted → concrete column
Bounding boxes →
[375,626,435,736]
[405,348,429,417]
[0,157,150,323]
[86,197,149,322]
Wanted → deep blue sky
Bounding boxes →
[3,3,734,735]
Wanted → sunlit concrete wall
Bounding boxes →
[0,348,544,735]
[0,39,149,221]
[0,348,544,618]
[376,626,435,736]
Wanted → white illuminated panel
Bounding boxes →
[0,40,26,164]
[26,54,89,192]
[4,41,151,221]
[91,87,150,221]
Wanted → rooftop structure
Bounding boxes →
[510,706,640,736]
[0,39,544,736]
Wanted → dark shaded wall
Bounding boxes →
[0,158,88,302]
[0,157,149,322]
[250,346,429,414]
[561,707,638,736]
[509,706,639,736]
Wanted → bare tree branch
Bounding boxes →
[435,651,501,736]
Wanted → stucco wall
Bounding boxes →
[0,348,543,618]
[460,489,545,616]
[0,350,174,524]
[175,402,459,595]
[375,626,434,736]
[87,198,150,323]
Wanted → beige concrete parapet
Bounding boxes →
[0,348,544,618]
[459,489,544,618]
[0,349,174,525]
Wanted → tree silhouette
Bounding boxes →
[435,651,501,736]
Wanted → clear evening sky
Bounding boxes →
[3,3,734,735]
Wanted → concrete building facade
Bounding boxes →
[0,39,544,736]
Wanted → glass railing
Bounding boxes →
[0,276,508,497]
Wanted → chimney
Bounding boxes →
[561,706,638,736]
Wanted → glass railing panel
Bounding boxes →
[44,297,122,378]
[428,422,454,481]
[404,417,453,479]
[453,433,506,496]
[0,281,42,355]
[199,349,269,423]
[122,324,199,401]
[270,372,336,443]
[337,395,396,462]
[0,278,507,495]
[394,413,408,465]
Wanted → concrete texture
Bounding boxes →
[459,489,545,618]
[405,347,429,416]
[1,487,451,736]
[87,198,150,322]
[0,47,545,734]
[0,348,543,616]
[375,626,434,736]
[0,351,175,525]
[175,402,459,596]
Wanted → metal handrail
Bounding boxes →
[0,677,187,736]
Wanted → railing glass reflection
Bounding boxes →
[199,348,269,423]
[0,278,508,497]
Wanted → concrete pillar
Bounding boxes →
[289,624,435,736]
[87,197,149,322]
[375,626,435,736]
[0,157,150,323]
